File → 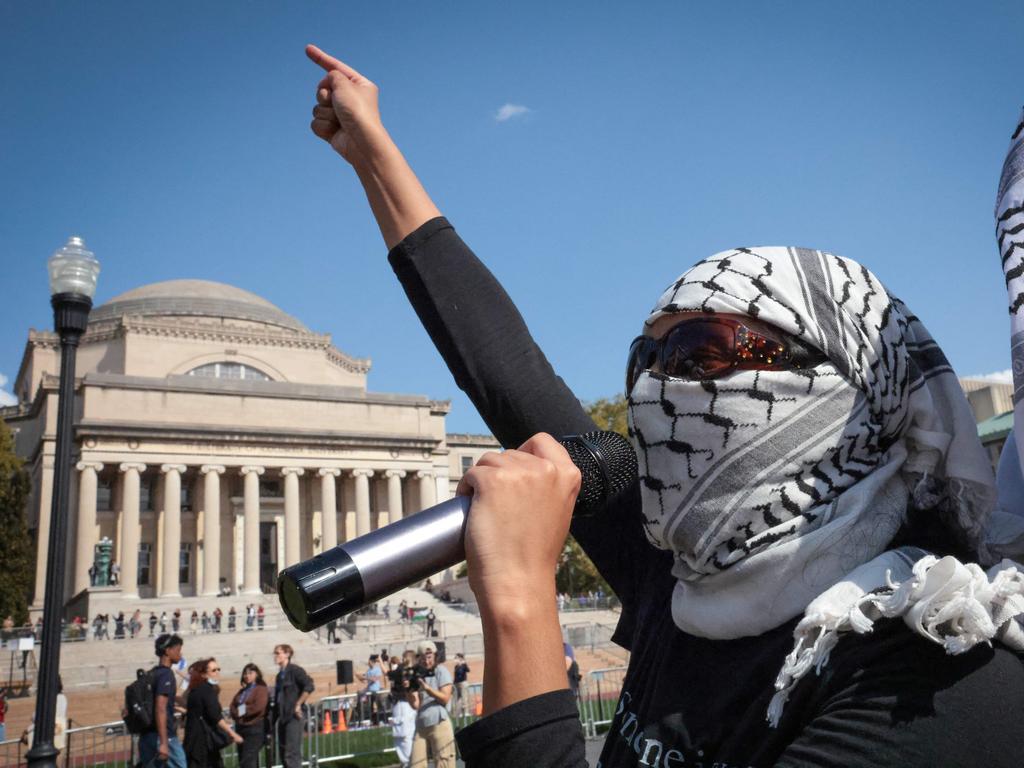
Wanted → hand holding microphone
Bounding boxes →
[459,433,582,615]
[278,431,635,632]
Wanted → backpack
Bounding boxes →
[123,666,160,734]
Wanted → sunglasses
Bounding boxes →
[626,317,827,395]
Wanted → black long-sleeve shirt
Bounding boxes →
[389,217,1024,768]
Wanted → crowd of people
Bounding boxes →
[125,632,471,768]
[354,640,467,768]
[133,634,311,768]
[2,604,271,646]
[555,591,610,611]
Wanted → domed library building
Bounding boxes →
[1,279,496,615]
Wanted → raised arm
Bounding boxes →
[306,44,439,249]
[304,43,594,446]
[303,45,654,608]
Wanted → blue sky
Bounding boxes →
[1,2,1021,433]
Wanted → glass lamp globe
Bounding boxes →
[47,236,100,298]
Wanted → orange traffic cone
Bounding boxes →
[336,709,348,732]
[322,711,333,735]
[473,698,483,716]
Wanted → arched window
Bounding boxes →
[186,362,271,381]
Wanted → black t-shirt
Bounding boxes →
[152,665,177,734]
[389,217,1024,767]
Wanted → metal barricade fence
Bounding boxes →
[65,721,135,768]
[563,623,617,654]
[0,737,24,768]
[577,666,628,739]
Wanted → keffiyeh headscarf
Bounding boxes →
[628,241,1024,725]
[996,107,1024,496]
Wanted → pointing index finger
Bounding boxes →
[305,44,362,79]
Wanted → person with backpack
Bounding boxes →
[130,633,187,768]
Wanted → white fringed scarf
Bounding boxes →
[629,229,1024,725]
[769,109,1024,727]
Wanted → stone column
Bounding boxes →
[318,469,341,552]
[385,470,406,524]
[352,469,374,536]
[73,462,104,594]
[119,463,147,598]
[200,465,226,596]
[240,466,264,594]
[159,465,186,597]
[281,468,304,568]
[416,470,436,511]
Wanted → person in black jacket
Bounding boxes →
[302,44,1024,768]
[183,658,242,768]
[272,644,314,768]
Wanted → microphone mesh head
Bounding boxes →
[562,431,637,516]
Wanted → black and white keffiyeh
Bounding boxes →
[628,234,1024,724]
[996,107,1024,491]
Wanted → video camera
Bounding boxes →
[387,663,432,691]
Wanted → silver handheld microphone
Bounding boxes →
[278,431,636,631]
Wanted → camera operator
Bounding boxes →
[409,641,454,768]
[387,650,419,767]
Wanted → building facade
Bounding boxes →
[1,280,493,612]
[959,378,1015,472]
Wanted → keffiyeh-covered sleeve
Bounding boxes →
[989,108,1024,558]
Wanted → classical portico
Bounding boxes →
[3,279,481,612]
[62,459,441,600]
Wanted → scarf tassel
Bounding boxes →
[767,555,1024,728]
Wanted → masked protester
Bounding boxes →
[305,45,1024,768]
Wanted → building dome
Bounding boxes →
[90,279,308,332]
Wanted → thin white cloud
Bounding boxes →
[0,374,16,406]
[495,103,530,123]
[963,369,1013,384]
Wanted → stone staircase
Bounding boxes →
[49,591,621,693]
[51,587,473,690]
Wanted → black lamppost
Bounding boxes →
[26,237,100,768]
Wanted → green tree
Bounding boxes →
[0,420,32,624]
[552,395,631,599]
[555,537,613,597]
[585,394,629,437]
